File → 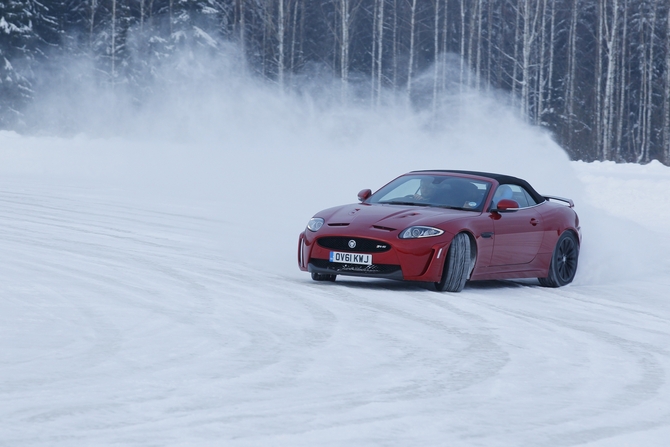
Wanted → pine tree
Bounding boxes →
[0,0,58,128]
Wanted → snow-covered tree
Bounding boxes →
[0,0,58,128]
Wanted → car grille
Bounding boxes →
[317,236,392,253]
[310,259,401,275]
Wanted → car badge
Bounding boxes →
[348,240,357,249]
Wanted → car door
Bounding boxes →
[489,185,544,266]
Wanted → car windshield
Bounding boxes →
[368,174,492,212]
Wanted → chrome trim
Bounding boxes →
[490,201,546,212]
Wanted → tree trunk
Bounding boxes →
[474,0,483,90]
[169,0,173,35]
[486,0,493,90]
[89,0,97,48]
[520,0,540,120]
[536,0,548,124]
[371,0,385,106]
[615,0,628,160]
[459,0,466,89]
[466,0,478,88]
[433,0,440,114]
[594,0,604,158]
[565,0,579,150]
[278,0,285,90]
[665,4,670,163]
[442,0,449,92]
[340,0,350,101]
[602,0,619,161]
[392,0,398,91]
[641,2,657,163]
[637,23,647,161]
[238,0,246,54]
[371,0,378,104]
[547,0,556,105]
[139,0,145,31]
[111,0,117,84]
[376,0,384,106]
[511,1,521,106]
[407,0,417,100]
[290,0,299,74]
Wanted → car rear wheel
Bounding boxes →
[311,272,337,282]
[435,233,471,292]
[539,231,579,287]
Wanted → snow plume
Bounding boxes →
[1,43,664,284]
[18,46,574,190]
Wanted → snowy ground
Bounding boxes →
[2,76,670,445]
[2,140,670,446]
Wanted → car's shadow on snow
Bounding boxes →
[305,277,541,293]
[465,278,541,291]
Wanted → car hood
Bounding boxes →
[319,203,476,231]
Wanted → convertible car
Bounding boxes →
[298,170,581,292]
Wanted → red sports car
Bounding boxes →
[298,170,581,292]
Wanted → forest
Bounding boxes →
[2,0,670,165]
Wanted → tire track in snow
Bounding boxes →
[458,282,670,446]
[3,185,670,446]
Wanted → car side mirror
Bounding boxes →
[358,189,372,202]
[494,199,520,212]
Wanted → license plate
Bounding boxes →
[329,251,372,265]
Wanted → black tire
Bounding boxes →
[311,272,337,282]
[539,231,579,287]
[435,233,471,292]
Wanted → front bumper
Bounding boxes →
[308,258,404,280]
[298,231,452,282]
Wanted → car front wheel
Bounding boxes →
[539,231,579,287]
[435,233,471,292]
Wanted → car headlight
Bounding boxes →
[399,226,444,239]
[307,217,325,232]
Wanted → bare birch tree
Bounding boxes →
[565,0,580,149]
[474,0,483,90]
[536,0,548,124]
[406,0,417,99]
[615,0,629,159]
[466,0,478,88]
[442,0,449,92]
[111,0,117,85]
[392,0,399,90]
[237,0,246,53]
[601,0,620,160]
[433,0,440,114]
[486,0,494,90]
[640,2,658,163]
[511,2,521,106]
[336,0,361,101]
[289,0,300,74]
[371,0,385,106]
[519,0,541,119]
[89,0,98,48]
[277,0,286,90]
[546,0,556,105]
[376,0,384,103]
[665,4,670,163]
[459,0,466,89]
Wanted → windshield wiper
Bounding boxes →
[433,205,460,210]
[379,200,430,207]
[434,205,479,211]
